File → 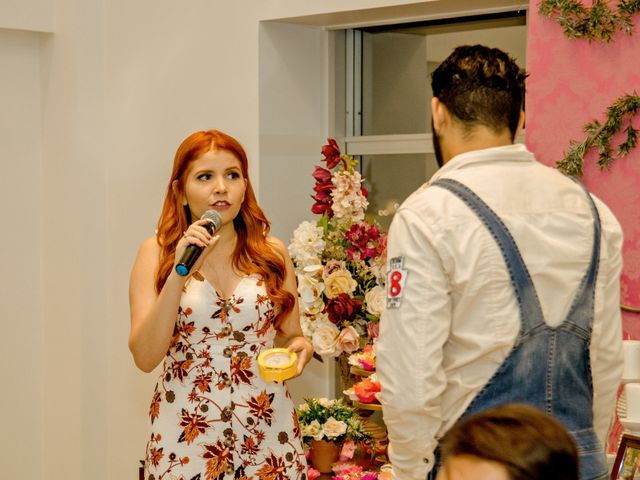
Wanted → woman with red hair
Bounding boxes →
[129,129,313,479]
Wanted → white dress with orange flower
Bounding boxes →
[144,274,307,480]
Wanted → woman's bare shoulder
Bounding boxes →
[266,235,288,257]
[133,235,161,269]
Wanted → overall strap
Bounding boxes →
[431,178,545,332]
[563,177,602,332]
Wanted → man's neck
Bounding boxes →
[442,126,514,164]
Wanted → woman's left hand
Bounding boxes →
[285,336,314,377]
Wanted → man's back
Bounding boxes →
[377,143,623,480]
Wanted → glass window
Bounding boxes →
[339,11,528,223]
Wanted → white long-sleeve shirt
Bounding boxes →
[376,144,624,480]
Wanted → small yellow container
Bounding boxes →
[257,348,298,382]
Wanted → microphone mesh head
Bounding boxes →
[201,210,222,230]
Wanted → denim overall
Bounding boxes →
[427,178,607,480]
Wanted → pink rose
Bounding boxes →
[307,467,321,480]
[367,322,380,341]
[336,326,360,354]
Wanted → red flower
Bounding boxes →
[311,165,335,217]
[312,165,332,182]
[353,377,381,404]
[345,223,383,261]
[311,201,333,216]
[321,138,342,169]
[324,293,362,325]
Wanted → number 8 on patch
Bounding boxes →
[386,256,407,309]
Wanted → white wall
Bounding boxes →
[105,3,263,478]
[0,0,54,32]
[0,1,529,478]
[258,21,337,404]
[0,27,44,479]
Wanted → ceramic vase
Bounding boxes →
[309,439,341,473]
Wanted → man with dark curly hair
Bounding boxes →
[377,45,623,480]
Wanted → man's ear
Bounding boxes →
[515,110,526,138]
[431,97,447,133]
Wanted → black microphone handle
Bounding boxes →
[175,220,216,276]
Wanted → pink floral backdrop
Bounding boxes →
[525,4,640,451]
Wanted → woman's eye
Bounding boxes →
[226,171,241,180]
[197,173,211,181]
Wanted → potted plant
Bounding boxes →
[297,397,372,473]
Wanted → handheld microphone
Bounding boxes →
[175,210,222,276]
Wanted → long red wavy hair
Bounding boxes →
[155,130,294,328]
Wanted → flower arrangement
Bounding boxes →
[348,344,376,372]
[297,397,371,445]
[344,373,382,405]
[288,139,387,359]
[332,464,380,480]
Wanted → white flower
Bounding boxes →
[343,387,359,402]
[288,221,325,269]
[312,321,341,357]
[322,417,348,439]
[300,316,314,340]
[297,272,325,306]
[369,256,387,286]
[301,312,332,337]
[331,171,369,221]
[303,419,324,440]
[317,397,334,408]
[322,259,347,279]
[365,285,386,316]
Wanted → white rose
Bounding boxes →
[303,419,323,440]
[324,270,357,298]
[312,322,340,357]
[322,417,348,439]
[365,285,386,316]
[317,397,334,408]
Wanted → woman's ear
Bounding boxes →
[172,180,187,206]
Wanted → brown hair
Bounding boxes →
[155,130,294,328]
[438,403,578,480]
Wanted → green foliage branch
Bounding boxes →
[556,93,640,177]
[539,0,640,42]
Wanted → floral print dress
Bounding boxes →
[144,274,307,480]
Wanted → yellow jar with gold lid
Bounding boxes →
[257,348,297,382]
